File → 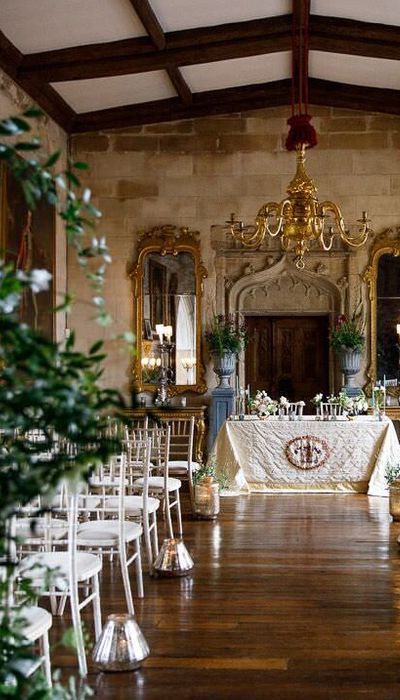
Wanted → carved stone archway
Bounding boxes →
[228,256,342,392]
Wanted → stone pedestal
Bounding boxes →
[208,386,235,451]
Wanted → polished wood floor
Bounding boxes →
[52,493,400,699]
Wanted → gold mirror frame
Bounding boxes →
[363,226,400,396]
[130,224,208,395]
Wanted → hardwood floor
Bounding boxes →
[52,493,400,699]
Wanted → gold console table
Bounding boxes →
[123,405,207,463]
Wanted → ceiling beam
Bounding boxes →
[128,0,166,50]
[0,30,74,132]
[309,78,400,115]
[0,29,22,79]
[70,77,400,133]
[309,15,400,60]
[18,16,292,82]
[166,65,192,105]
[17,15,400,85]
[128,0,192,105]
[71,80,293,132]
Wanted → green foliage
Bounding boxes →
[205,313,248,356]
[0,110,128,697]
[330,311,365,352]
[385,463,400,485]
[0,110,112,325]
[192,457,229,491]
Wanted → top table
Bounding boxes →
[211,415,400,496]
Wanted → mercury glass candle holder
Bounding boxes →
[194,476,220,519]
[92,614,150,672]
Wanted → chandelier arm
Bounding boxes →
[319,200,371,248]
[257,201,290,238]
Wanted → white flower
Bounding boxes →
[279,396,289,406]
[29,269,52,293]
[0,292,21,313]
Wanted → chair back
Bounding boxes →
[317,402,345,418]
[161,417,195,463]
[282,402,304,417]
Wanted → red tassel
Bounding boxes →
[285,113,317,151]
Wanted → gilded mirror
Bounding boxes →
[363,227,400,401]
[130,225,207,395]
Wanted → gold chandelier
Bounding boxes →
[226,0,372,270]
[226,144,372,270]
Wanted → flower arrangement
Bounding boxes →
[205,313,248,356]
[330,310,365,352]
[249,390,278,417]
[193,456,229,490]
[385,462,400,485]
[312,390,368,415]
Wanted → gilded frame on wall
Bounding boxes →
[130,224,208,395]
[0,162,55,340]
[363,227,400,399]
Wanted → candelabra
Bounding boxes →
[154,341,175,407]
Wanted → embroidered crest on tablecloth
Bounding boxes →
[285,434,331,470]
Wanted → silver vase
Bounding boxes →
[336,347,362,396]
[92,614,150,672]
[211,351,236,388]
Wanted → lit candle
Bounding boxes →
[155,324,164,343]
[397,323,400,337]
[164,325,173,342]
[141,357,149,367]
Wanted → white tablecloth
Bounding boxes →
[211,416,400,496]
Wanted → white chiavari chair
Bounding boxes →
[76,452,144,612]
[5,515,53,687]
[19,489,103,677]
[132,425,183,537]
[161,416,199,511]
[103,438,159,573]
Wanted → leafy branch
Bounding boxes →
[0,108,111,325]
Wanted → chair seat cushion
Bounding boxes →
[105,495,160,515]
[20,606,52,641]
[16,517,67,541]
[133,476,182,492]
[20,551,102,589]
[168,460,200,472]
[77,519,142,546]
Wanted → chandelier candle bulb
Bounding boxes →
[164,325,173,342]
[155,324,164,343]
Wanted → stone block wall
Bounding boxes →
[69,105,400,401]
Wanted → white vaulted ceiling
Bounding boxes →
[0,0,399,132]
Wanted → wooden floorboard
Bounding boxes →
[51,492,400,699]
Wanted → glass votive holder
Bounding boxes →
[92,614,150,672]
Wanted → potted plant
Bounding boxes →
[192,458,228,519]
[330,307,365,394]
[205,313,248,388]
[385,463,400,521]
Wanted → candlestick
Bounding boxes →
[155,323,164,343]
[164,325,173,342]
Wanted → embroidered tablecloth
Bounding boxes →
[211,416,400,496]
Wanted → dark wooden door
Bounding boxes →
[245,316,329,408]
